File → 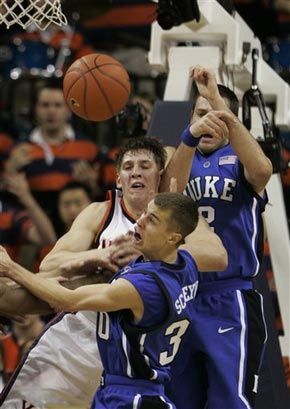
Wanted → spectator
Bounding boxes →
[35,181,94,271]
[0,315,45,384]
[5,82,110,234]
[57,181,93,233]
[0,172,56,262]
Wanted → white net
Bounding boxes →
[0,0,67,30]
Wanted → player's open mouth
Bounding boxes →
[201,134,213,139]
[134,231,142,243]
[131,183,145,189]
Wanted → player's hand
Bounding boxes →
[190,111,229,140]
[217,110,240,131]
[190,65,220,101]
[0,246,12,277]
[111,233,142,267]
[59,247,120,276]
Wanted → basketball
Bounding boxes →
[63,53,131,122]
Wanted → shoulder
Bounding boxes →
[83,200,110,219]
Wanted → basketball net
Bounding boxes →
[0,0,68,30]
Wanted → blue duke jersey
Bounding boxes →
[96,250,199,385]
[166,145,268,409]
[184,144,267,281]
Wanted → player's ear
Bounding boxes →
[168,232,182,245]
[116,174,121,189]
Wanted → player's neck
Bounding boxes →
[122,197,146,219]
[144,248,178,265]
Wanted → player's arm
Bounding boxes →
[160,142,196,193]
[160,113,228,193]
[0,248,143,320]
[220,116,272,195]
[192,65,273,194]
[0,271,116,319]
[180,214,228,271]
[39,201,110,276]
[0,278,52,317]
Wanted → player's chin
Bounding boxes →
[198,140,216,153]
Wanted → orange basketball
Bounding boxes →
[63,53,131,122]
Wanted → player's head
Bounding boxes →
[191,84,239,154]
[116,137,167,213]
[134,192,199,260]
[58,181,93,230]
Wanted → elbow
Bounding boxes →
[257,159,273,185]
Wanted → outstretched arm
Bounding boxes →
[161,70,229,193]
[192,66,273,194]
[181,214,228,272]
[0,247,143,320]
[0,272,114,319]
[0,278,52,317]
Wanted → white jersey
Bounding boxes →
[0,190,136,408]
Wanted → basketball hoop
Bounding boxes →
[0,0,68,31]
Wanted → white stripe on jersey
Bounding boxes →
[251,198,260,277]
[237,290,252,409]
[122,331,133,378]
[133,393,141,408]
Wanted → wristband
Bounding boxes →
[181,125,201,147]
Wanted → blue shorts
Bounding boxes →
[92,374,175,409]
[166,279,267,409]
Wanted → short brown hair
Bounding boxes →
[116,137,167,172]
[154,192,199,243]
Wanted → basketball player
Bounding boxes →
[0,192,202,408]
[0,137,227,408]
[163,66,272,408]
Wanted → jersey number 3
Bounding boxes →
[159,319,190,365]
